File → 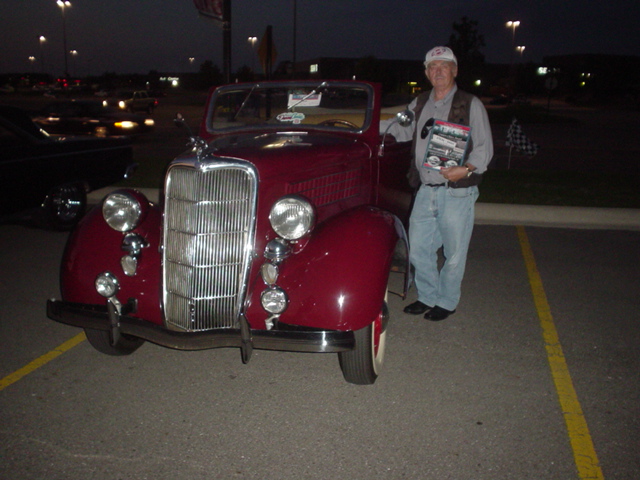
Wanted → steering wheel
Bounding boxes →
[318,119,358,129]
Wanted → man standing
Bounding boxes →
[385,46,494,321]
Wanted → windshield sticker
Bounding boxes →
[276,112,306,124]
[287,93,322,108]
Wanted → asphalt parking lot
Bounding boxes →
[1,220,638,480]
[1,94,639,479]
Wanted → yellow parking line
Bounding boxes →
[517,226,604,480]
[0,332,86,392]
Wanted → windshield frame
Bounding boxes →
[204,80,375,136]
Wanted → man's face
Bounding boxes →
[425,60,457,90]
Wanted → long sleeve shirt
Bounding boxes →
[382,85,493,185]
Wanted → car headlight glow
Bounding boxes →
[95,272,120,298]
[144,119,155,127]
[261,287,289,314]
[115,121,137,129]
[103,191,143,232]
[118,100,126,109]
[269,195,315,240]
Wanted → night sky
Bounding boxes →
[2,0,639,77]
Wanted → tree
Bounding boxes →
[448,16,486,91]
[199,60,223,89]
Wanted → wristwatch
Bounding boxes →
[464,165,473,177]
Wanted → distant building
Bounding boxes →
[542,54,640,101]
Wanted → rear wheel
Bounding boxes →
[338,300,388,385]
[84,328,145,356]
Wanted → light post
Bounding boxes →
[505,20,520,91]
[516,45,526,59]
[506,20,520,62]
[70,49,77,77]
[247,36,257,72]
[29,56,37,72]
[39,35,46,74]
[57,0,71,78]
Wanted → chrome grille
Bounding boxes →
[162,163,257,331]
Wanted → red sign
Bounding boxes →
[193,0,224,23]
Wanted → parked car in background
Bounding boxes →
[0,105,136,229]
[47,80,415,384]
[103,90,158,113]
[33,100,155,137]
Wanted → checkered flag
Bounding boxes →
[506,117,539,157]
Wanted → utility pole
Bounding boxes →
[223,0,231,83]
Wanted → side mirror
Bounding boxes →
[396,109,415,127]
[379,108,414,157]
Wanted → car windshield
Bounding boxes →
[205,81,374,134]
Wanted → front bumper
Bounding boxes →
[47,299,355,353]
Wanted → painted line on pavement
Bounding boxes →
[517,225,604,480]
[0,332,86,392]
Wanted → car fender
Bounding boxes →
[248,206,408,331]
[59,192,163,325]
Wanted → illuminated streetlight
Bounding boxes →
[248,36,257,72]
[70,49,78,77]
[516,45,526,58]
[506,20,520,61]
[506,20,520,39]
[57,0,71,78]
[39,35,46,73]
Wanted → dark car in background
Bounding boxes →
[33,100,155,137]
[103,90,158,114]
[0,105,137,229]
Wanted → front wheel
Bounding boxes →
[84,328,145,356]
[338,301,388,385]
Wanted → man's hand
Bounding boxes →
[441,165,471,182]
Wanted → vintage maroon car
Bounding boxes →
[47,80,415,384]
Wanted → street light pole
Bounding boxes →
[39,35,46,74]
[70,49,77,77]
[57,0,71,78]
[247,36,257,74]
[506,20,520,64]
[505,20,520,93]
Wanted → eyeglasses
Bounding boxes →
[421,117,434,139]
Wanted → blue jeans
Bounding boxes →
[409,184,479,311]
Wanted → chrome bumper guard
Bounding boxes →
[46,299,355,353]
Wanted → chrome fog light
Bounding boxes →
[103,191,142,232]
[261,287,288,314]
[95,272,120,298]
[269,195,315,240]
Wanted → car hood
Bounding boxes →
[200,131,372,180]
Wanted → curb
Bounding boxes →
[89,187,640,232]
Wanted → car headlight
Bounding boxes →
[269,195,315,240]
[261,287,289,314]
[115,121,137,129]
[103,190,143,232]
[95,272,119,298]
[118,100,126,109]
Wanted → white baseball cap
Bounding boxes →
[424,46,457,67]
